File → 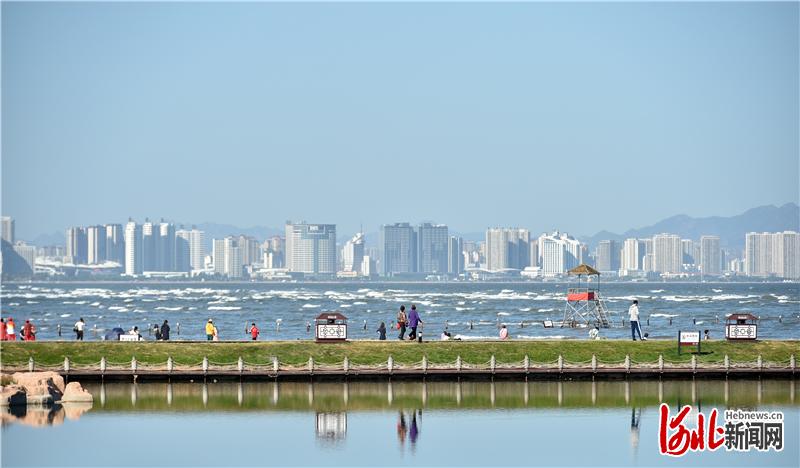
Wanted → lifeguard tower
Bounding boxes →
[561,264,611,328]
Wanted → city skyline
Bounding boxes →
[3,2,798,240]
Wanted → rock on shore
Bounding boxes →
[10,371,65,405]
[61,382,94,403]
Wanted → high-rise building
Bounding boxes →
[529,240,539,268]
[105,224,125,265]
[212,237,244,278]
[341,232,365,274]
[596,240,620,272]
[175,229,192,272]
[652,233,682,274]
[141,219,156,272]
[486,228,530,272]
[1,216,14,243]
[236,235,261,266]
[285,222,337,275]
[86,225,107,265]
[263,236,285,269]
[746,231,800,279]
[447,236,464,276]
[537,231,582,275]
[700,235,722,276]
[13,241,36,273]
[380,223,417,276]
[621,238,647,271]
[417,223,449,274]
[681,239,695,265]
[157,221,176,271]
[124,221,143,276]
[66,227,87,265]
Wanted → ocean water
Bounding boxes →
[1,282,798,341]
[1,380,798,467]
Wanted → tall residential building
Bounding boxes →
[485,228,530,272]
[1,216,14,243]
[595,240,620,272]
[105,224,125,265]
[66,227,87,264]
[447,236,464,276]
[700,235,722,276]
[380,223,417,275]
[417,223,449,274]
[652,233,682,274]
[124,221,143,275]
[529,240,539,268]
[537,231,582,275]
[341,232,365,274]
[746,231,800,279]
[621,238,647,271]
[141,219,156,271]
[285,222,337,275]
[263,236,285,269]
[212,237,243,278]
[238,235,261,266]
[175,230,192,272]
[86,225,107,265]
[157,221,176,271]
[12,241,36,273]
[681,239,695,265]
[212,238,226,275]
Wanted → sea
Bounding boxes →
[1,281,798,341]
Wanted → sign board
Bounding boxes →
[678,330,701,355]
[543,320,554,328]
[726,324,757,340]
[316,324,347,340]
[119,334,139,342]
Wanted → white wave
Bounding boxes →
[538,308,555,312]
[133,309,147,313]
[497,312,511,316]
[302,304,320,309]
[339,304,352,308]
[8,302,19,306]
[662,295,707,302]
[353,301,367,305]
[59,313,71,318]
[695,321,704,325]
[188,307,197,310]
[519,307,532,312]
[650,289,665,293]
[455,307,474,311]
[108,306,127,311]
[739,300,757,304]
[155,307,183,311]
[453,335,500,340]
[650,313,679,318]
[711,294,758,301]
[208,306,242,311]
[771,294,789,300]
[515,335,569,340]
[27,301,39,304]
[90,302,101,307]
[712,289,723,293]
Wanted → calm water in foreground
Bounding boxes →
[2,379,798,467]
[2,282,799,341]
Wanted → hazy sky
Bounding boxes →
[3,2,798,241]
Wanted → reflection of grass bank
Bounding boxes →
[83,380,797,412]
[1,340,797,367]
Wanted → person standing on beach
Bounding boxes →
[499,324,509,340]
[397,306,408,340]
[74,318,85,341]
[6,317,16,341]
[23,319,35,341]
[377,321,387,340]
[407,305,422,341]
[628,300,645,341]
[0,318,6,341]
[161,320,170,341]
[206,319,215,341]
[250,323,259,341]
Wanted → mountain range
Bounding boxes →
[28,203,799,251]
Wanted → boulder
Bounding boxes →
[0,384,27,406]
[60,382,93,403]
[11,372,65,401]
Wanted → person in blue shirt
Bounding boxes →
[407,304,422,340]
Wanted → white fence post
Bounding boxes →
[490,355,496,374]
[558,355,563,373]
[691,355,696,373]
[272,356,279,374]
[100,357,106,374]
[238,356,244,374]
[167,356,173,374]
[456,355,462,373]
[388,355,394,374]
[308,356,314,374]
[524,355,530,374]
[422,356,428,374]
[202,356,208,375]
[64,357,70,373]
[28,357,34,372]
[658,354,664,373]
[131,356,137,374]
[591,354,597,372]
[343,356,349,374]
[625,355,630,373]
[791,354,796,372]
[757,354,763,371]
[724,354,730,372]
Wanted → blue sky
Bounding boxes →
[2,2,798,241]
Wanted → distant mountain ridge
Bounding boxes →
[582,203,800,249]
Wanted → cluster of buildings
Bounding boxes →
[1,215,798,280]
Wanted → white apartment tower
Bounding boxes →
[652,233,682,274]
[124,221,142,276]
[285,222,337,275]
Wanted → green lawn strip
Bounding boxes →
[1,340,797,368]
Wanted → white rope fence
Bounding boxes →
[3,353,795,374]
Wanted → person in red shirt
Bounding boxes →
[250,323,259,341]
[23,319,35,341]
[0,318,7,341]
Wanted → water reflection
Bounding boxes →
[1,402,92,427]
[315,412,347,443]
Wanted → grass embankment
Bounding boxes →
[1,340,798,367]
